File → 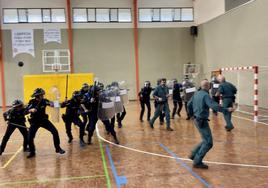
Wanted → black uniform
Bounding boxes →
[27,98,63,155]
[139,86,152,121]
[80,89,89,127]
[85,87,119,144]
[111,106,126,128]
[172,83,183,118]
[210,80,220,114]
[61,97,85,143]
[0,108,28,154]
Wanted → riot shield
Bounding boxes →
[182,81,196,102]
[166,80,174,95]
[49,86,60,123]
[111,81,129,105]
[112,87,124,113]
[97,89,116,121]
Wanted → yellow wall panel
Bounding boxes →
[23,73,94,103]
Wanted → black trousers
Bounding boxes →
[87,110,98,140]
[87,110,117,141]
[1,123,28,152]
[140,100,151,121]
[111,106,126,125]
[212,96,220,113]
[64,115,85,140]
[172,100,183,117]
[184,101,190,118]
[81,113,88,127]
[28,119,61,153]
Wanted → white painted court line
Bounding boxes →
[232,115,268,126]
[96,124,268,169]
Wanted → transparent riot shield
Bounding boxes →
[182,81,196,102]
[98,89,116,121]
[112,87,124,113]
[167,80,174,95]
[49,86,60,123]
[111,80,129,105]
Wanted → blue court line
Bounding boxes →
[105,145,128,188]
[159,143,212,188]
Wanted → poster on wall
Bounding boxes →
[44,29,61,44]
[12,29,35,57]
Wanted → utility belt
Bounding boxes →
[8,121,26,126]
[222,96,236,102]
[62,114,79,122]
[194,116,210,128]
[28,114,49,124]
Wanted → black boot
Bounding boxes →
[56,148,65,154]
[23,147,30,152]
[193,163,209,169]
[68,137,73,143]
[80,139,86,147]
[88,136,92,145]
[118,122,122,128]
[27,152,36,158]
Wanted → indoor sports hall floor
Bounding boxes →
[0,101,268,188]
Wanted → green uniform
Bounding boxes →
[150,85,170,128]
[218,81,237,130]
[187,89,228,165]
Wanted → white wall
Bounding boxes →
[194,0,225,24]
[138,0,193,7]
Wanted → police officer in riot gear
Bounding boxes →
[80,83,90,127]
[210,76,220,115]
[139,81,153,122]
[86,84,119,145]
[27,88,65,158]
[171,79,183,119]
[61,91,86,146]
[110,82,126,128]
[182,76,196,120]
[0,100,29,155]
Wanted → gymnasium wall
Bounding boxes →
[195,0,268,108]
[0,0,195,106]
[0,28,194,105]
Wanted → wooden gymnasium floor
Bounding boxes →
[0,101,268,188]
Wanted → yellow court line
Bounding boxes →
[0,146,22,169]
[0,175,106,186]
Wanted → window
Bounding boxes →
[118,9,131,22]
[87,9,96,22]
[3,9,18,23]
[181,8,194,21]
[96,9,110,22]
[110,9,118,22]
[72,8,131,23]
[174,9,181,21]
[139,7,194,22]
[28,9,42,23]
[42,9,51,22]
[73,8,87,22]
[139,9,152,22]
[51,9,65,22]
[160,9,173,22]
[18,9,27,22]
[3,8,65,23]
[152,9,160,22]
